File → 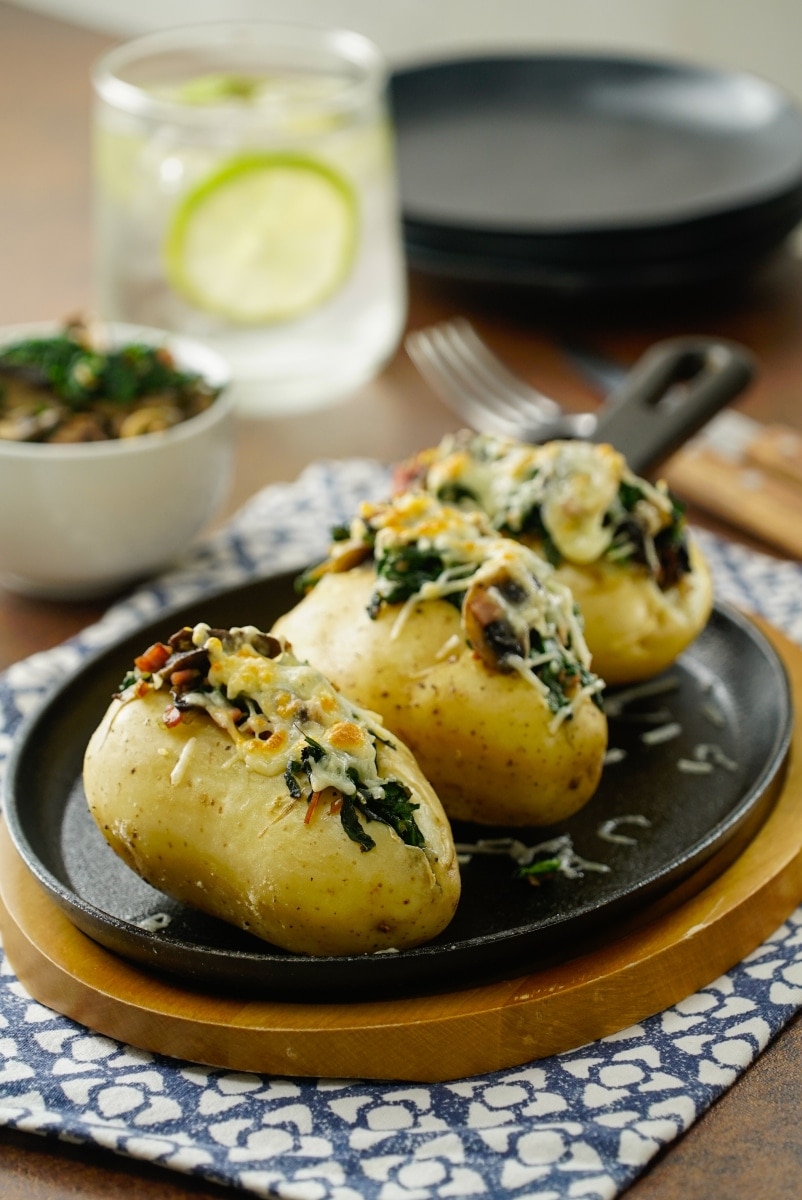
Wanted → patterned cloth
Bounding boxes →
[2,459,802,1200]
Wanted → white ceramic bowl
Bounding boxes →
[0,322,234,599]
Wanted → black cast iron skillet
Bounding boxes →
[419,329,755,477]
[589,335,755,474]
[2,576,791,1002]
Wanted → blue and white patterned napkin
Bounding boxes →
[2,459,802,1200]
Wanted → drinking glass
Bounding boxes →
[91,22,407,414]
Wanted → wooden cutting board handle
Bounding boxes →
[664,446,802,559]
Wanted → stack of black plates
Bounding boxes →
[390,54,802,298]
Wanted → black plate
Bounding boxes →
[2,575,792,1002]
[390,54,802,291]
[403,215,801,298]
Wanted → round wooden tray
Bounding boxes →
[1,615,801,1083]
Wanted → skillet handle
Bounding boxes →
[591,337,757,476]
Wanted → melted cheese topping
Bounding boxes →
[424,434,543,531]
[538,442,623,562]
[420,432,675,565]
[174,625,391,797]
[367,491,492,556]
[361,493,496,621]
[354,495,598,716]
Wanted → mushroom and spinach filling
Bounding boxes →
[118,624,425,854]
[604,484,690,589]
[460,550,603,720]
[299,493,603,722]
[0,318,219,443]
[415,432,691,589]
[368,542,474,618]
[295,492,489,602]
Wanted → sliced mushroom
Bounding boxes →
[463,562,541,669]
[0,406,63,442]
[118,403,183,438]
[49,413,110,443]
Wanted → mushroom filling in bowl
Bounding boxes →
[0,317,221,443]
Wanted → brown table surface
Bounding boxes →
[3,3,802,1197]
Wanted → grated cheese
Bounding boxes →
[640,721,683,746]
[195,625,390,796]
[504,653,552,700]
[701,701,727,728]
[136,911,173,932]
[677,758,715,774]
[170,736,197,786]
[128,625,409,807]
[435,633,463,661]
[604,675,681,719]
[692,742,738,772]
[352,493,601,718]
[597,815,652,845]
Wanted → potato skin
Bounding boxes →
[83,690,460,957]
[551,538,713,686]
[274,567,608,826]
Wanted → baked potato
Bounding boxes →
[276,493,608,826]
[396,431,714,684]
[83,624,461,956]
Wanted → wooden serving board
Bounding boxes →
[1,616,801,1084]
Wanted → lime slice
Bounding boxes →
[164,153,358,324]
[172,72,264,104]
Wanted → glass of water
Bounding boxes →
[91,22,407,414]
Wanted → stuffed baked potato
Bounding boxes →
[83,624,460,956]
[396,432,713,684]
[275,493,608,826]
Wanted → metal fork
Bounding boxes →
[405,317,596,442]
[404,318,756,475]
